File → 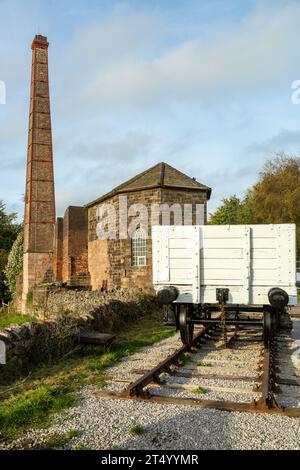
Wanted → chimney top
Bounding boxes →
[31,34,48,49]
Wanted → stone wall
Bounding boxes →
[0,289,158,384]
[88,186,208,291]
[160,188,207,224]
[45,287,154,320]
[0,319,78,383]
[88,189,162,290]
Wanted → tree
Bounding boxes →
[4,230,23,295]
[0,201,21,304]
[209,195,252,225]
[210,154,300,255]
[247,154,300,254]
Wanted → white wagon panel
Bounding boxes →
[152,224,297,305]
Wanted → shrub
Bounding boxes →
[4,230,23,296]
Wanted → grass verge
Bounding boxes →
[0,313,31,329]
[19,429,79,450]
[0,386,77,441]
[0,311,174,443]
[40,430,79,449]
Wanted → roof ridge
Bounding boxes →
[159,162,165,186]
[86,161,211,207]
[162,162,211,190]
[106,162,163,194]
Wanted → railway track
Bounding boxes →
[95,320,300,418]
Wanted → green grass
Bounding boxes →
[0,313,31,329]
[0,386,76,440]
[130,425,146,436]
[193,386,207,395]
[41,430,79,449]
[41,434,71,450]
[19,429,80,450]
[197,362,212,367]
[0,311,174,443]
[67,429,79,439]
[89,330,175,374]
[179,353,191,365]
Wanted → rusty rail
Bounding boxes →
[120,325,218,398]
[254,339,282,411]
[95,325,300,418]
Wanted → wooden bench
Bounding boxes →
[79,331,116,347]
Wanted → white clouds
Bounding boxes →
[248,128,300,155]
[2,0,300,218]
[161,2,300,94]
[72,11,160,65]
[52,123,159,213]
[57,2,300,112]
[77,129,153,162]
[54,10,164,114]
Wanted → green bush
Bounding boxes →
[4,230,23,295]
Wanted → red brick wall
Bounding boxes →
[53,217,63,281]
[62,206,90,285]
[22,36,55,311]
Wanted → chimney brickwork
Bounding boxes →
[22,35,56,311]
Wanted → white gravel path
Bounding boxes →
[276,318,300,408]
[2,389,300,450]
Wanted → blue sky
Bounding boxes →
[1,0,300,220]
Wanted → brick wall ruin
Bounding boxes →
[53,206,90,287]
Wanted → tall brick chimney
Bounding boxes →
[22,35,56,312]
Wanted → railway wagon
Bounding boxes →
[152,224,297,347]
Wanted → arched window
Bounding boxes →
[132,228,147,266]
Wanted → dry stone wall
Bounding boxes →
[0,289,158,384]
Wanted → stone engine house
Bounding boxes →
[21,35,212,309]
[54,162,211,292]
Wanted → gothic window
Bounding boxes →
[132,228,147,266]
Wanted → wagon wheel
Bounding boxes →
[179,305,194,346]
[263,309,272,348]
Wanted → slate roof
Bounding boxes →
[86,162,211,207]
